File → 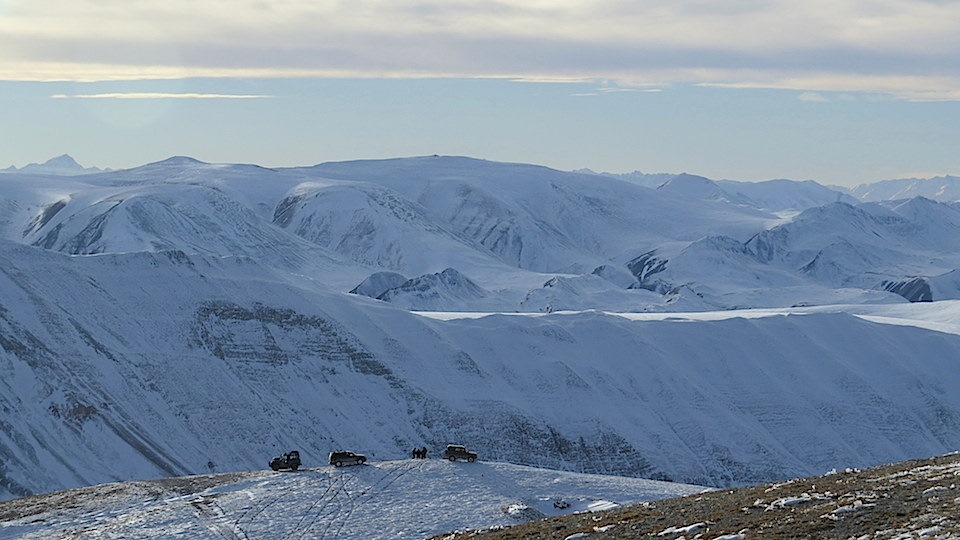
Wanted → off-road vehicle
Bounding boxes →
[269,450,301,471]
[443,444,477,462]
[328,450,366,467]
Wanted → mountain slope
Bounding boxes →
[4,237,960,500]
[271,179,512,276]
[716,178,858,212]
[746,199,960,294]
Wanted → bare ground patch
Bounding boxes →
[434,453,960,540]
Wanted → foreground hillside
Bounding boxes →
[0,460,703,540]
[439,452,960,539]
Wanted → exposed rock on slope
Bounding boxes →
[350,271,409,298]
[375,268,490,310]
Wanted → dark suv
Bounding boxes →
[329,450,366,467]
[443,444,477,462]
[269,450,301,471]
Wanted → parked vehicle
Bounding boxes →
[443,444,477,462]
[329,450,366,467]
[269,450,301,471]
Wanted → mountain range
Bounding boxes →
[2,155,960,506]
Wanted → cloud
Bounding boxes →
[50,92,270,99]
[572,86,661,97]
[706,73,960,102]
[3,0,960,99]
[798,92,830,103]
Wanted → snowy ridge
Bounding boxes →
[0,460,704,540]
[849,175,960,202]
[594,170,856,212]
[715,178,859,212]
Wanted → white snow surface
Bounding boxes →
[0,460,703,540]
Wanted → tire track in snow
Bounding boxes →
[327,460,426,539]
[287,471,350,540]
[295,460,424,540]
[190,495,241,540]
[234,470,331,540]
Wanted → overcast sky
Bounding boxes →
[3,0,959,184]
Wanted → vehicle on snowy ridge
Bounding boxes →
[269,450,301,471]
[328,450,366,467]
[443,444,477,462]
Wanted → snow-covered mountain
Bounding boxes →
[849,175,960,202]
[1,155,105,176]
[715,178,859,212]
[655,173,858,214]
[304,157,774,274]
[656,173,753,205]
[593,170,857,213]
[589,170,677,189]
[747,198,960,295]
[618,197,960,306]
[3,155,960,507]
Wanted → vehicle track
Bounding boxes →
[294,460,425,540]
[190,495,241,540]
[288,472,351,540]
[233,470,331,540]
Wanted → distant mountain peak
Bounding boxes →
[149,156,208,167]
[658,173,716,189]
[44,154,81,167]
[2,154,104,176]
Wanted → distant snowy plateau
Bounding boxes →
[2,154,960,512]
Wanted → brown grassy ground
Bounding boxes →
[432,453,960,540]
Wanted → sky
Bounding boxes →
[2,0,960,186]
